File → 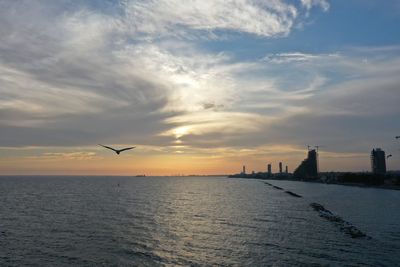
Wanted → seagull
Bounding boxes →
[98,144,136,155]
[387,154,392,159]
[396,136,400,139]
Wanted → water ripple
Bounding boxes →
[0,176,399,266]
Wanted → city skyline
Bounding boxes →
[1,0,400,175]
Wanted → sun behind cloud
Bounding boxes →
[0,0,399,174]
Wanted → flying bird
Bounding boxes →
[99,144,136,155]
[387,154,392,159]
[396,136,400,139]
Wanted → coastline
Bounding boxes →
[228,175,400,191]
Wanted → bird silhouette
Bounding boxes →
[99,144,136,155]
[396,136,400,139]
[387,154,392,159]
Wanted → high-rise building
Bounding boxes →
[308,149,318,175]
[279,162,283,173]
[242,165,246,174]
[293,149,318,180]
[285,166,288,174]
[267,164,272,176]
[371,148,386,174]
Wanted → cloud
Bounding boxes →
[263,52,339,64]
[29,152,98,160]
[153,47,400,159]
[230,49,400,154]
[122,0,299,38]
[202,102,224,110]
[301,0,330,13]
[2,0,398,173]
[0,1,180,147]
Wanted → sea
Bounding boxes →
[1,176,399,266]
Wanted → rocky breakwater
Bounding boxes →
[310,203,369,239]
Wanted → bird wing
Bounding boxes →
[117,146,136,153]
[99,144,118,152]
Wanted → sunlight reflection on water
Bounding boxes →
[0,176,399,266]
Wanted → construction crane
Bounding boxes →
[314,145,324,152]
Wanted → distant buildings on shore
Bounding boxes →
[228,161,291,179]
[293,147,391,181]
[241,165,246,175]
[229,146,400,186]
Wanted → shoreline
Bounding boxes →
[229,175,400,191]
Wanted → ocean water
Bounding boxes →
[0,176,399,266]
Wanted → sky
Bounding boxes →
[0,0,399,175]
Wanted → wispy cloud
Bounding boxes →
[300,0,330,12]
[29,152,98,160]
[122,0,300,38]
[263,52,339,63]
